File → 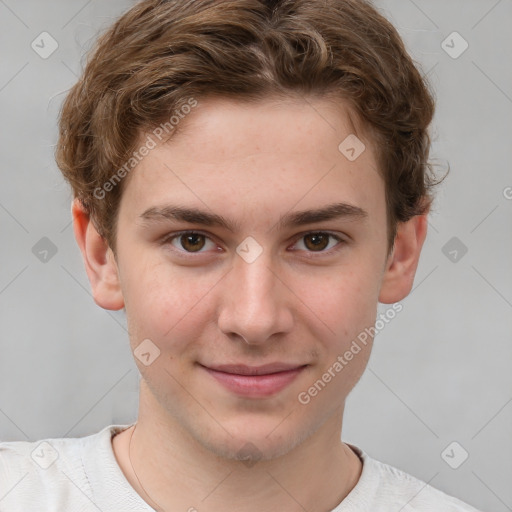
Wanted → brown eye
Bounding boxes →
[303,233,330,251]
[179,233,206,252]
[293,232,345,255]
[163,231,217,254]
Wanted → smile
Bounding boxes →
[199,363,309,398]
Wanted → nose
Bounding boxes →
[217,249,294,345]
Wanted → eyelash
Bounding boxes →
[160,230,347,259]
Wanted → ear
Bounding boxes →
[378,213,429,304]
[71,198,125,310]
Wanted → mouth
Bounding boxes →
[198,362,309,398]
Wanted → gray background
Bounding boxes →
[0,1,511,510]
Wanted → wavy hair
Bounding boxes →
[55,0,446,256]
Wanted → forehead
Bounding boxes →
[155,95,373,164]
[120,95,385,228]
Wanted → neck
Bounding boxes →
[114,388,362,512]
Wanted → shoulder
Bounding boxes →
[344,444,482,512]
[0,424,126,512]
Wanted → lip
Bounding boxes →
[199,363,308,398]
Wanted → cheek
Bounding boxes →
[122,258,218,351]
[295,264,381,342]
[295,270,378,404]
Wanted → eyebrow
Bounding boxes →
[139,202,368,233]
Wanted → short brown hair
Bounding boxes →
[55,0,446,257]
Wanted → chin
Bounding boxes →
[189,415,313,464]
[202,432,301,464]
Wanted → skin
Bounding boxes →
[72,95,428,512]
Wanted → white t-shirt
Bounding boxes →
[0,423,482,512]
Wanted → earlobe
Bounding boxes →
[378,214,428,304]
[71,199,125,311]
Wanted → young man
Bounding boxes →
[0,0,482,510]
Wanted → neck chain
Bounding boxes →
[128,423,166,512]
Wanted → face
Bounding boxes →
[105,96,395,460]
